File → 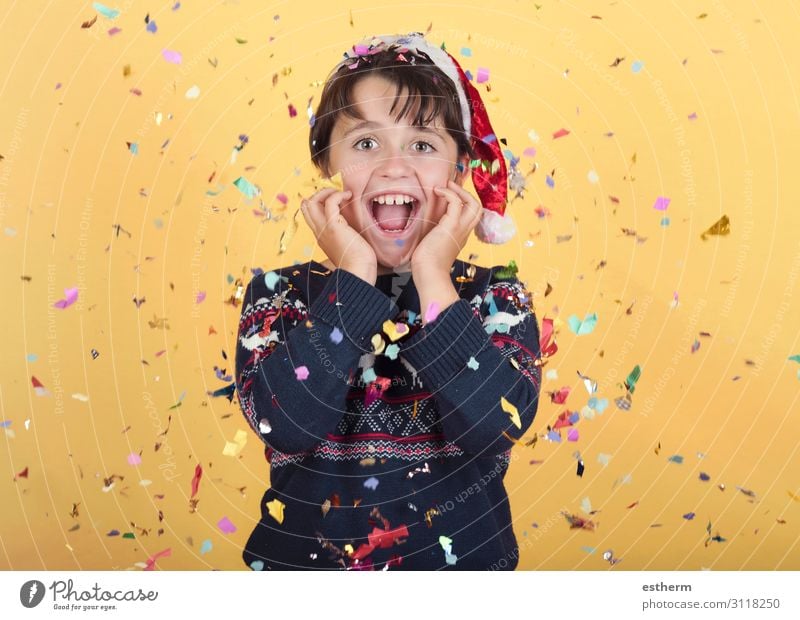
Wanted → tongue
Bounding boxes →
[373,202,411,230]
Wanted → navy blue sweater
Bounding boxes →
[235,259,541,570]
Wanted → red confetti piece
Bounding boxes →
[288,103,297,117]
[14,466,29,480]
[552,128,570,139]
[190,463,202,498]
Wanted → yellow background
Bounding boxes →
[0,0,798,570]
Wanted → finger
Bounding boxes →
[434,185,467,227]
[322,190,352,229]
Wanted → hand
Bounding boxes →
[300,188,377,284]
[411,180,482,276]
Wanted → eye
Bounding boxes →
[412,141,436,153]
[353,136,377,150]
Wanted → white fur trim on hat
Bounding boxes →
[475,207,517,244]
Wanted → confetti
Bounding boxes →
[294,365,309,380]
[363,477,379,490]
[92,2,120,19]
[476,67,490,83]
[424,301,440,324]
[266,498,285,524]
[143,547,171,571]
[160,48,182,64]
[700,214,730,240]
[500,396,521,429]
[233,176,259,199]
[568,312,597,335]
[466,356,479,370]
[217,516,237,534]
[127,453,142,466]
[653,196,670,211]
[31,376,50,397]
[53,287,79,309]
[185,85,200,99]
[190,463,202,498]
[200,539,212,555]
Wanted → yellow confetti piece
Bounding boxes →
[501,396,521,429]
[279,212,299,254]
[222,429,248,456]
[700,214,730,240]
[266,498,285,524]
[320,170,344,191]
[788,490,800,502]
[371,333,385,355]
[382,319,409,342]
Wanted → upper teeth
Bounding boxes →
[372,194,415,205]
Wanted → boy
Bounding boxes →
[235,32,541,570]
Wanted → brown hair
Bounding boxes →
[309,47,475,177]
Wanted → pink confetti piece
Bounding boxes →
[653,196,671,211]
[53,287,79,309]
[288,103,297,117]
[424,301,440,324]
[161,49,182,64]
[195,291,206,304]
[127,453,142,466]
[108,27,121,36]
[217,516,237,534]
[476,67,490,83]
[354,44,370,55]
[144,547,171,571]
[295,365,309,380]
[523,147,537,157]
[276,193,288,205]
[567,428,580,442]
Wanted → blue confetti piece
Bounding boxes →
[683,512,695,520]
[153,218,163,229]
[667,454,684,464]
[329,326,343,344]
[0,420,11,428]
[384,343,399,360]
[546,430,561,442]
[200,539,212,554]
[546,174,555,188]
[233,176,259,199]
[146,20,157,33]
[128,142,138,155]
[93,2,120,19]
[26,353,38,362]
[699,472,710,481]
[226,274,234,284]
[407,310,417,324]
[568,411,580,424]
[363,477,379,490]
[581,546,596,554]
[263,271,281,291]
[362,367,377,384]
[465,69,473,81]
[632,60,644,73]
[660,217,670,227]
[249,560,265,571]
[481,134,497,144]
[460,47,472,57]
[251,267,264,277]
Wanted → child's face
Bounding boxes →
[326,74,468,273]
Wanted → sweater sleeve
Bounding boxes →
[398,270,541,456]
[235,267,400,454]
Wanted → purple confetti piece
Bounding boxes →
[653,196,671,211]
[162,49,182,64]
[217,516,237,534]
[294,365,309,380]
[567,428,579,442]
[699,472,710,481]
[476,67,490,83]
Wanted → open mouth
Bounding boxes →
[367,193,420,236]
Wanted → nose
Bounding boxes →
[375,143,414,179]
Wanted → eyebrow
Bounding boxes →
[341,120,446,141]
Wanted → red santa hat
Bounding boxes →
[336,32,517,244]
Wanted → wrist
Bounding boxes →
[339,263,376,286]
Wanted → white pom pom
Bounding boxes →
[474,208,516,244]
